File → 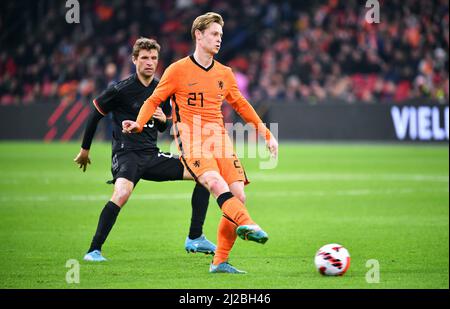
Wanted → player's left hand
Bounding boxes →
[266,135,278,158]
[73,148,91,172]
[152,107,166,123]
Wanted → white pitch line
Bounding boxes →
[250,173,449,182]
[0,173,448,185]
[0,188,447,203]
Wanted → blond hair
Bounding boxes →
[132,37,161,59]
[191,12,224,41]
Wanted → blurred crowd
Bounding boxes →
[1,0,449,105]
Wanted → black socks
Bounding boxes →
[87,184,210,251]
[189,183,210,239]
[87,201,121,253]
[217,192,233,208]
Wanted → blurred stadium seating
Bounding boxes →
[1,0,448,106]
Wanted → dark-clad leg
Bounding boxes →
[86,178,134,254]
[84,150,139,261]
[87,201,121,253]
[189,183,210,239]
[141,153,215,254]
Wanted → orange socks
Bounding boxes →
[221,197,254,226]
[213,216,237,265]
[213,193,256,266]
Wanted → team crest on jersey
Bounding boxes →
[218,80,224,89]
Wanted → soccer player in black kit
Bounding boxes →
[74,38,216,261]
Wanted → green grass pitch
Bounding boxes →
[0,141,448,289]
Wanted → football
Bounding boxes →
[314,244,351,276]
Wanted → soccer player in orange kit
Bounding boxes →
[123,12,278,273]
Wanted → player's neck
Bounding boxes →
[193,50,213,69]
[137,72,154,87]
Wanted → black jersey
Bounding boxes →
[93,74,171,153]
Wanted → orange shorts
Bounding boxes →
[181,154,249,185]
[175,128,249,185]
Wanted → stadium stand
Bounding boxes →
[0,0,448,105]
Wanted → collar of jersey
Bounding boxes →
[189,55,214,72]
[134,73,156,88]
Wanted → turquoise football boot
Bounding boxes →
[83,250,107,262]
[209,262,247,274]
[236,224,269,244]
[185,235,216,255]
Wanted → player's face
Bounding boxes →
[133,49,159,79]
[198,22,223,55]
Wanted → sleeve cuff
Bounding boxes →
[92,99,106,116]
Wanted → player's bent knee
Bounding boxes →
[112,187,132,207]
[198,171,218,189]
[112,178,134,207]
[206,177,218,190]
[199,172,228,197]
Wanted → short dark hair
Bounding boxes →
[132,37,161,59]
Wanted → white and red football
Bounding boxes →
[314,244,351,276]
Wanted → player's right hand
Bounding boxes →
[73,148,91,172]
[122,120,141,133]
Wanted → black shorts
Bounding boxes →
[111,150,184,185]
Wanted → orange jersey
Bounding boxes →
[136,55,272,142]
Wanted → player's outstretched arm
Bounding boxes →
[226,70,278,158]
[232,100,279,159]
[122,98,167,135]
[229,99,278,158]
[73,108,104,171]
[126,64,178,134]
[121,99,159,134]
